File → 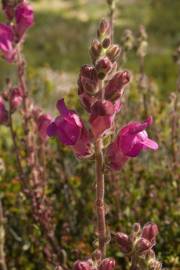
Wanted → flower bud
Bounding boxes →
[99,258,115,270]
[95,57,112,79]
[115,232,132,253]
[73,260,92,270]
[2,0,16,20]
[0,96,8,125]
[105,71,130,101]
[133,223,141,234]
[37,113,52,141]
[90,39,102,62]
[142,223,158,245]
[15,1,34,40]
[148,259,162,270]
[102,38,111,49]
[97,19,110,38]
[106,45,121,62]
[91,100,115,116]
[79,65,98,95]
[135,238,152,253]
[10,87,23,111]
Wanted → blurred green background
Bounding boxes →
[0,0,180,269]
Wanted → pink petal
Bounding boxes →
[142,138,158,150]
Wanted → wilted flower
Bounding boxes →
[99,258,116,270]
[10,87,23,110]
[15,0,34,39]
[37,113,52,141]
[73,260,93,270]
[78,65,98,95]
[105,71,130,101]
[47,99,92,158]
[0,96,8,124]
[0,23,15,62]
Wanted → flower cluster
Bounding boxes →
[47,18,158,170]
[0,0,34,62]
[115,223,162,270]
[73,258,115,270]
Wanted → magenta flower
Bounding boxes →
[73,260,93,270]
[0,96,8,125]
[15,1,34,39]
[37,113,52,141]
[90,100,121,138]
[107,117,158,170]
[10,87,23,110]
[47,99,92,158]
[0,23,15,62]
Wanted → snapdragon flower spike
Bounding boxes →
[10,87,23,110]
[0,96,8,124]
[90,100,121,138]
[107,117,158,170]
[0,23,15,62]
[73,260,93,270]
[37,113,52,141]
[47,99,92,158]
[15,0,34,40]
[105,71,130,101]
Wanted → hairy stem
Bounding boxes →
[0,200,7,270]
[95,138,106,257]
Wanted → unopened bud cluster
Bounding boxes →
[115,223,162,270]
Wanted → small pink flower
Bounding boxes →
[47,99,92,158]
[73,260,93,270]
[0,96,8,124]
[90,100,121,138]
[10,87,23,110]
[0,23,15,62]
[37,113,52,141]
[15,0,34,39]
[107,117,158,170]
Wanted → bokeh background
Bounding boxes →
[0,0,179,269]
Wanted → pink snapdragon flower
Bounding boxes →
[10,87,23,110]
[0,23,15,62]
[0,96,8,124]
[37,113,52,141]
[15,0,34,40]
[90,100,121,138]
[107,117,158,170]
[47,99,92,158]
